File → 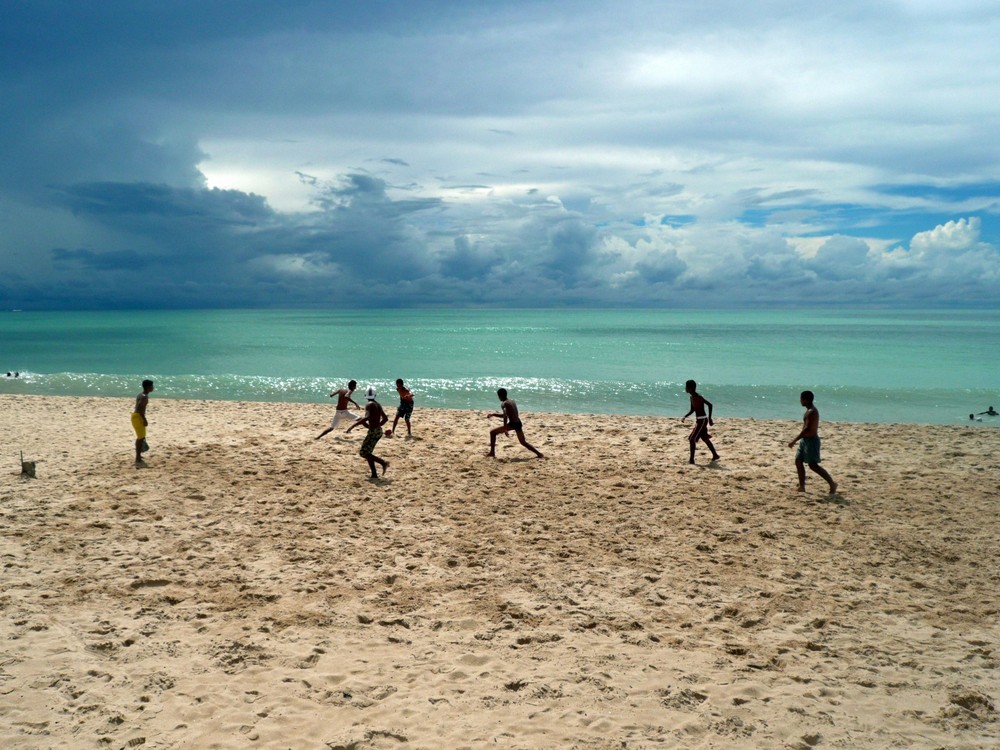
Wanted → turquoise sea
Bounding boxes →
[1,308,998,426]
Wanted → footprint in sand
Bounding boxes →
[297,648,324,669]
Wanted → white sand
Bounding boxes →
[1,395,998,749]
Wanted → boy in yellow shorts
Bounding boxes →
[131,379,154,465]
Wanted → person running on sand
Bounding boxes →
[347,387,389,479]
[389,378,414,437]
[788,390,837,495]
[131,379,154,466]
[315,380,361,439]
[486,388,544,459]
[682,379,720,464]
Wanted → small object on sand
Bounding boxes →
[20,451,36,479]
[384,429,393,437]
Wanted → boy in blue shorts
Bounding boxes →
[390,378,414,437]
[788,390,837,495]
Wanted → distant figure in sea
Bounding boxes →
[131,379,154,466]
[486,388,544,459]
[389,378,414,437]
[682,379,720,464]
[315,380,361,440]
[347,387,389,479]
[788,390,837,495]
[969,414,981,422]
[978,406,998,416]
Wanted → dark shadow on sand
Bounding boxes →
[817,493,850,507]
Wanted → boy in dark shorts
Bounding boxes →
[347,387,389,479]
[682,379,720,464]
[788,390,837,495]
[486,388,544,459]
[390,378,414,437]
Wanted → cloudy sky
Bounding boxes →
[2,0,999,309]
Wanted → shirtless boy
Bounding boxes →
[682,379,720,464]
[347,387,389,479]
[788,390,838,494]
[131,379,154,465]
[315,380,361,439]
[486,388,544,459]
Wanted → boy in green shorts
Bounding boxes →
[347,387,390,479]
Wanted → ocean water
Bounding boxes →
[1,308,998,426]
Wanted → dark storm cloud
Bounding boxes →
[56,183,272,224]
[51,247,158,272]
[439,236,501,281]
[26,173,450,306]
[635,251,687,284]
[538,219,601,282]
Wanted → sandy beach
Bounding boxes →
[1,394,998,749]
